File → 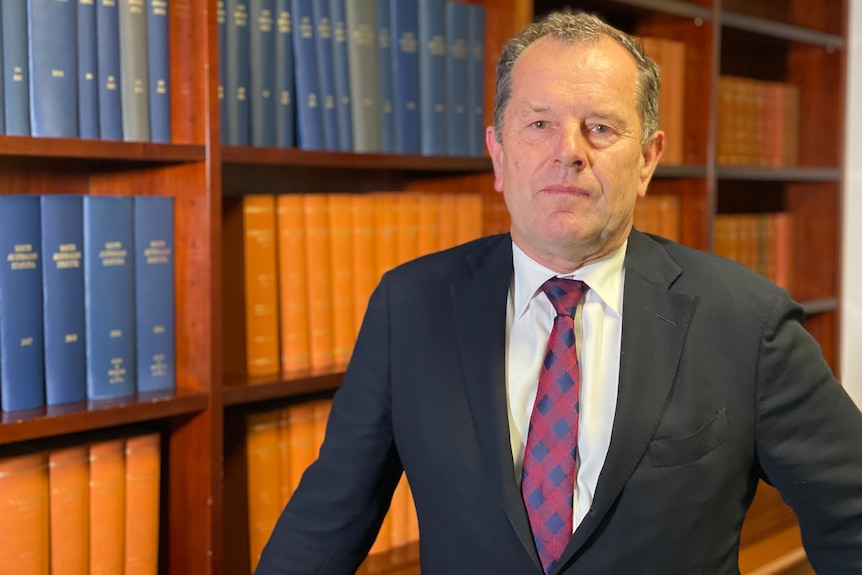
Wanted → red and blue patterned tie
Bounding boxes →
[522,277,588,574]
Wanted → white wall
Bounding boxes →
[841,0,862,405]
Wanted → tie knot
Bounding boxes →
[542,277,587,317]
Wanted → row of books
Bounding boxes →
[639,36,686,166]
[0,194,175,413]
[246,399,418,572]
[0,431,161,575]
[222,191,484,378]
[713,212,796,292]
[218,0,486,156]
[717,76,800,168]
[0,0,171,142]
[632,194,681,242]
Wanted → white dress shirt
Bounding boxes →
[506,240,626,531]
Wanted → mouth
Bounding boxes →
[539,184,591,197]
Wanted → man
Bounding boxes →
[256,11,862,574]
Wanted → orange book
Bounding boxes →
[405,480,419,544]
[455,193,483,245]
[351,193,378,336]
[222,195,281,377]
[303,194,335,370]
[657,195,680,242]
[277,407,293,506]
[374,192,400,281]
[89,439,126,575]
[328,194,356,366]
[124,433,162,575]
[246,410,283,573]
[396,192,421,266]
[276,194,311,373]
[49,446,89,575]
[437,193,458,250]
[285,402,318,494]
[0,451,49,575]
[416,193,441,256]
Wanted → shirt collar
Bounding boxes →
[511,239,627,319]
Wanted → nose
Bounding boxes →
[558,122,588,169]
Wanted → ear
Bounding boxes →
[486,126,505,192]
[638,130,664,197]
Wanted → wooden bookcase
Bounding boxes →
[0,0,845,574]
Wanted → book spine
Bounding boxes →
[124,432,161,575]
[49,446,90,574]
[291,0,324,150]
[28,0,79,137]
[444,0,468,157]
[302,194,334,369]
[329,0,352,151]
[40,195,87,406]
[389,0,419,154]
[276,194,310,372]
[249,0,276,146]
[466,3,485,157]
[119,0,151,141]
[327,194,354,365]
[146,0,171,142]
[417,0,445,155]
[0,195,45,412]
[225,0,251,145]
[376,0,394,153]
[134,196,176,394]
[274,0,295,147]
[83,195,137,400]
[246,410,282,573]
[78,0,100,138]
[218,0,227,143]
[89,439,126,574]
[312,0,338,149]
[97,0,124,140]
[0,452,49,574]
[345,0,381,152]
[2,0,31,135]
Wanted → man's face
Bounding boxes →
[486,35,662,272]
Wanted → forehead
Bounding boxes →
[510,35,639,100]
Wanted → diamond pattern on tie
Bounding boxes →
[522,277,587,574]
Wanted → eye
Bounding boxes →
[530,120,549,130]
[590,124,611,134]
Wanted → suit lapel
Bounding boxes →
[558,231,697,566]
[451,236,544,571]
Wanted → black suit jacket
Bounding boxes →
[256,230,862,574]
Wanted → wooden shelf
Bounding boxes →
[717,166,841,182]
[223,370,344,407]
[0,135,205,163]
[722,11,844,48]
[0,388,208,446]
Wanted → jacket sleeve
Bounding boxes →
[255,274,404,575]
[754,288,862,572]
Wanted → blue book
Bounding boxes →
[389,0,419,154]
[444,1,468,157]
[2,0,31,136]
[0,22,5,134]
[250,0,276,146]
[40,195,86,406]
[134,196,175,394]
[291,0,324,150]
[83,196,136,400]
[97,0,123,140]
[78,0,100,139]
[418,0,445,156]
[224,0,251,145]
[346,0,380,153]
[466,3,485,157]
[376,0,394,153]
[218,0,227,143]
[274,0,295,147]
[312,0,338,150]
[0,196,45,412]
[119,0,150,141]
[147,0,171,142]
[329,0,352,151]
[28,0,79,138]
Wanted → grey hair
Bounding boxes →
[492,10,660,147]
